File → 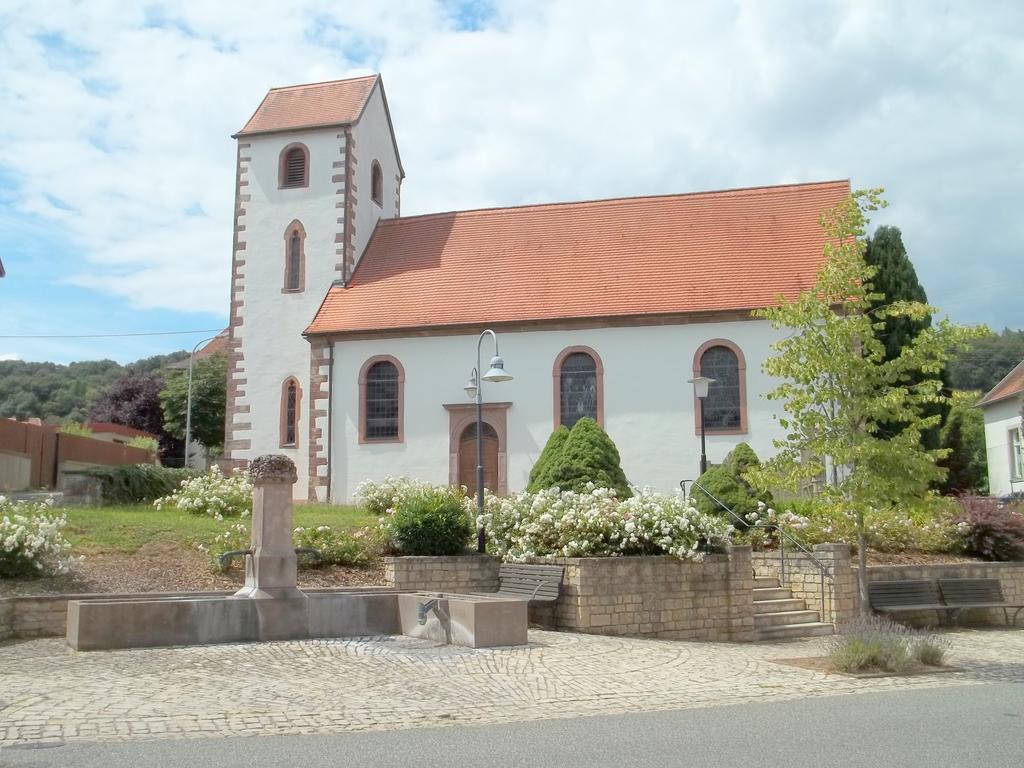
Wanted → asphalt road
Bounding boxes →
[2,683,1021,768]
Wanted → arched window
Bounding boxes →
[370,160,383,206]
[693,340,747,434]
[359,356,405,442]
[282,220,305,292]
[280,378,301,448]
[553,346,604,429]
[278,143,309,189]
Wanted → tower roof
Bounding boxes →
[234,75,379,137]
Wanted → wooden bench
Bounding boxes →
[494,564,564,603]
[939,578,1024,627]
[867,580,953,624]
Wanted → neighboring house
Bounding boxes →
[223,73,850,503]
[978,360,1024,497]
[167,330,230,370]
[86,422,159,446]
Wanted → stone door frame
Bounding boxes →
[443,402,511,495]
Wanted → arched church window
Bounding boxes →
[360,356,405,442]
[282,220,305,292]
[553,346,604,429]
[371,160,383,205]
[280,378,301,447]
[279,143,309,188]
[694,341,747,433]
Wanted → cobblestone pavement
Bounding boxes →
[0,629,1021,744]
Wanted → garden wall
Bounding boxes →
[529,545,755,642]
[752,544,1024,628]
[384,555,501,594]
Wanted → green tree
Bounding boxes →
[692,443,768,527]
[536,417,631,498]
[746,189,986,612]
[528,425,570,492]
[160,354,227,451]
[937,391,988,494]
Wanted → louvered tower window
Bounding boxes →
[280,145,308,188]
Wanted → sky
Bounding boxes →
[0,0,1021,364]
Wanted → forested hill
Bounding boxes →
[0,352,188,423]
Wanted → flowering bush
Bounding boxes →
[0,496,74,578]
[154,467,252,519]
[201,522,251,572]
[355,476,436,516]
[478,485,731,561]
[381,486,473,556]
[955,497,1024,561]
[294,525,381,567]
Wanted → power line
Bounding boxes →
[0,328,225,339]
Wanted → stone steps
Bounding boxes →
[752,579,834,641]
[753,598,806,614]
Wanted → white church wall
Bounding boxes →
[983,398,1024,496]
[350,83,402,265]
[327,319,790,503]
[232,126,347,498]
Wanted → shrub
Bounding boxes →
[294,525,381,567]
[692,443,767,528]
[527,426,570,492]
[84,464,201,505]
[912,633,950,666]
[154,466,253,519]
[478,485,732,561]
[826,615,913,673]
[383,487,473,556]
[202,522,251,572]
[60,421,93,437]
[536,417,630,498]
[126,435,160,455]
[0,497,74,578]
[354,476,434,516]
[955,497,1024,561]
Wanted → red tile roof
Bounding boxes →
[235,75,378,137]
[168,331,229,369]
[306,180,851,336]
[978,360,1024,408]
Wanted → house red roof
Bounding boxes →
[234,75,378,137]
[978,360,1024,408]
[306,179,851,336]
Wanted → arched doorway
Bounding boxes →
[458,422,499,497]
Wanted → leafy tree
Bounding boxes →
[746,189,986,613]
[947,328,1024,393]
[160,354,227,451]
[937,391,988,494]
[90,369,182,462]
[533,417,631,498]
[528,426,571,492]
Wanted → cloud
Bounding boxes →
[0,0,1021,329]
[0,353,20,361]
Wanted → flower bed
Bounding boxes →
[154,467,253,519]
[0,496,74,578]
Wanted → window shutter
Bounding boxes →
[283,148,306,187]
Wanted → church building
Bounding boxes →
[223,74,849,502]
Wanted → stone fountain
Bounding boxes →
[65,455,527,651]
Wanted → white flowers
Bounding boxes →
[0,497,74,577]
[154,467,253,518]
[355,476,438,516]
[478,484,731,562]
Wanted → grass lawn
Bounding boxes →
[62,503,377,554]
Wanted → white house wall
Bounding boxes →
[230,127,347,497]
[983,398,1024,496]
[327,319,789,503]
[350,83,402,265]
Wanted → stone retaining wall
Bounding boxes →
[529,545,755,642]
[752,544,1024,627]
[384,555,500,594]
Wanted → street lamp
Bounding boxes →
[184,335,218,468]
[464,329,513,552]
[687,375,715,476]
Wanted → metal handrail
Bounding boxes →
[688,480,833,620]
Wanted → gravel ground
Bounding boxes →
[0,541,387,596]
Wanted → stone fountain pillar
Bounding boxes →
[233,454,305,601]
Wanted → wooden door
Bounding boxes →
[459,422,499,497]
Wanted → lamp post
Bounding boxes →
[687,376,715,476]
[184,335,218,468]
[463,329,513,553]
